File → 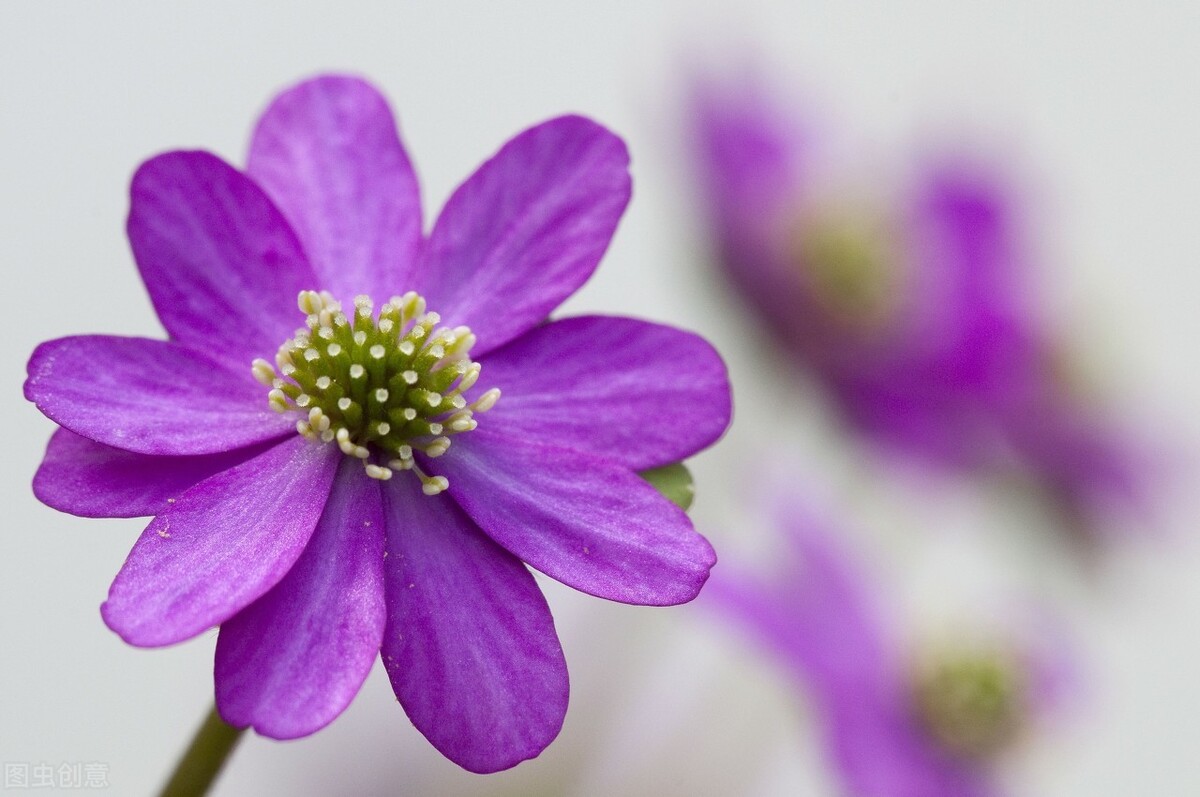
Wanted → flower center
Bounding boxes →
[910,646,1027,760]
[252,290,499,494]
[790,210,901,326]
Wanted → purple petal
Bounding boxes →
[101,437,340,647]
[380,474,567,773]
[127,150,317,364]
[706,499,896,699]
[436,427,715,605]
[708,498,991,797]
[215,457,386,739]
[33,428,276,518]
[826,694,994,797]
[690,77,808,227]
[1000,394,1153,536]
[247,75,423,304]
[418,116,631,355]
[25,335,293,455]
[478,315,731,470]
[689,81,823,356]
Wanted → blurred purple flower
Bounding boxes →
[708,499,1071,797]
[690,80,1151,537]
[25,74,731,772]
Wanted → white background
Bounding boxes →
[2,2,1199,795]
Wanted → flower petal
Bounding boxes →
[826,695,993,797]
[101,437,340,647]
[435,427,715,606]
[707,499,896,699]
[33,428,276,518]
[127,150,317,363]
[418,115,631,355]
[25,335,293,455]
[215,457,386,739]
[247,75,423,303]
[380,474,568,774]
[479,315,731,470]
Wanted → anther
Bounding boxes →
[251,359,276,386]
[365,464,393,481]
[472,388,501,412]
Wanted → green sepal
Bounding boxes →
[639,463,695,511]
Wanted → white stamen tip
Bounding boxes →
[304,348,320,362]
[369,344,386,360]
[457,364,481,391]
[295,394,311,408]
[377,422,391,436]
[374,388,389,402]
[473,388,501,412]
[421,476,449,496]
[402,370,419,385]
[349,364,365,379]
[365,464,393,481]
[337,397,353,411]
[426,392,442,408]
[326,343,342,357]
[298,290,324,315]
[251,359,276,385]
[315,376,332,390]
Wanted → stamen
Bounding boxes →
[365,463,393,481]
[251,359,276,386]
[472,388,501,412]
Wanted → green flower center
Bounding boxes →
[252,290,499,494]
[911,646,1027,760]
[791,211,900,325]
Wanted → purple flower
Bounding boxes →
[708,498,1071,797]
[25,75,731,772]
[690,79,1151,536]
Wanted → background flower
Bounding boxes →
[689,77,1159,541]
[707,494,1074,797]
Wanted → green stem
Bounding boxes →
[158,705,245,797]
